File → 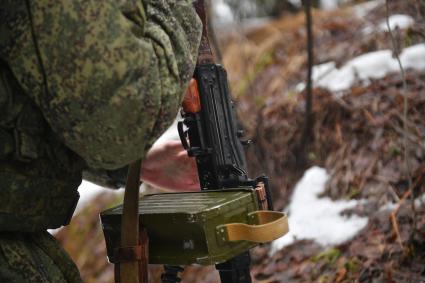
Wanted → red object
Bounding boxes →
[182,79,201,113]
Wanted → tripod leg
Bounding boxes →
[215,251,252,283]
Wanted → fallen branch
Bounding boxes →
[390,189,411,251]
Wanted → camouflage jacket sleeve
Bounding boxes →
[4,0,201,170]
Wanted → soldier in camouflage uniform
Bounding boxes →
[0,0,201,281]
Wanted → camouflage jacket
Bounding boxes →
[0,0,201,231]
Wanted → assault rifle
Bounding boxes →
[173,1,274,282]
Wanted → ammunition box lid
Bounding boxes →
[102,188,255,220]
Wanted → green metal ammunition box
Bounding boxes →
[101,189,287,266]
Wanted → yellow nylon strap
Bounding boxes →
[224,211,289,243]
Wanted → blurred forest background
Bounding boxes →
[54,0,425,282]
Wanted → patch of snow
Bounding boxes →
[399,44,425,70]
[48,228,62,235]
[75,180,123,215]
[365,14,415,35]
[313,61,337,82]
[353,0,384,18]
[287,0,346,10]
[379,14,414,32]
[270,167,368,254]
[415,193,425,209]
[295,61,336,92]
[48,180,123,234]
[153,119,180,146]
[311,44,425,93]
[294,82,305,93]
[213,0,234,25]
[361,26,374,35]
[317,50,393,92]
[320,0,340,10]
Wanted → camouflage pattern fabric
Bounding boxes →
[0,231,83,282]
[0,0,201,280]
[2,0,201,170]
[0,0,201,231]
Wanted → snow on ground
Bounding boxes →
[353,0,385,18]
[48,180,123,234]
[213,0,234,25]
[75,180,123,215]
[378,14,414,32]
[270,167,368,254]
[297,44,425,94]
[363,14,415,34]
[415,194,425,209]
[287,0,346,10]
[320,0,342,10]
